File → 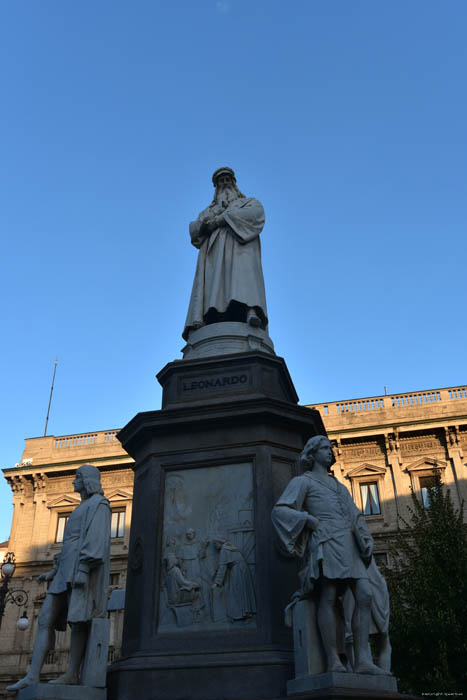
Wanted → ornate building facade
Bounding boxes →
[308,384,467,567]
[1,384,466,694]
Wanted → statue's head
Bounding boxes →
[166,553,179,569]
[186,528,195,541]
[74,464,104,497]
[212,166,236,188]
[211,166,245,205]
[299,436,334,472]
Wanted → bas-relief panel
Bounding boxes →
[158,463,256,633]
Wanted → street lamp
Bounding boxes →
[0,552,30,631]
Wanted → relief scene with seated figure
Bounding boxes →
[158,463,256,632]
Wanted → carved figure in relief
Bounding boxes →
[179,528,208,580]
[179,528,210,612]
[183,167,268,339]
[165,535,178,554]
[162,553,204,627]
[272,436,391,676]
[7,465,110,691]
[212,536,256,621]
[164,554,201,606]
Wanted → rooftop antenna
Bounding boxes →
[44,359,58,436]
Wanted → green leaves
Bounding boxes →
[385,475,467,695]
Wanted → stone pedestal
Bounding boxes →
[181,321,275,359]
[81,618,110,688]
[16,684,106,700]
[108,350,325,700]
[287,671,398,697]
[291,598,326,677]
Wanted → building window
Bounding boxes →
[419,475,437,508]
[360,482,381,516]
[109,573,120,586]
[111,509,125,539]
[55,513,71,543]
[374,552,388,567]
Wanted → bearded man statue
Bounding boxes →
[183,167,268,341]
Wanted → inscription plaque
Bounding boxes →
[176,369,252,400]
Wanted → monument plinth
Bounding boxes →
[15,684,106,700]
[108,345,325,700]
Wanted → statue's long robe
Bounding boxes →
[214,544,256,621]
[48,493,111,627]
[183,197,268,340]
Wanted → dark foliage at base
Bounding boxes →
[385,475,467,695]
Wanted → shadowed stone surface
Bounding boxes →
[16,684,106,700]
[81,619,110,688]
[287,671,397,695]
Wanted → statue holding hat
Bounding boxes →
[7,464,111,692]
[183,167,269,341]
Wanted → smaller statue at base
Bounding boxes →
[272,436,392,678]
[7,464,111,692]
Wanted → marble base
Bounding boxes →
[182,321,275,359]
[16,684,106,700]
[81,618,110,688]
[287,671,397,697]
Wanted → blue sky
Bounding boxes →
[1,0,466,540]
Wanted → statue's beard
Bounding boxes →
[215,185,238,209]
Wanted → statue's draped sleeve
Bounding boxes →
[271,476,311,558]
[223,198,265,244]
[67,496,111,624]
[76,501,111,575]
[189,218,205,249]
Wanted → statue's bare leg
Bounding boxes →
[342,587,355,670]
[317,579,347,673]
[49,622,88,685]
[376,632,392,672]
[351,579,386,675]
[6,594,61,691]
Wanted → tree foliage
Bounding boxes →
[385,474,467,695]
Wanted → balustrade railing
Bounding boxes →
[312,385,467,416]
[55,431,118,449]
[391,391,440,407]
[448,387,467,400]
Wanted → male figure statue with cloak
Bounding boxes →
[272,436,391,676]
[183,167,268,340]
[7,464,111,691]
